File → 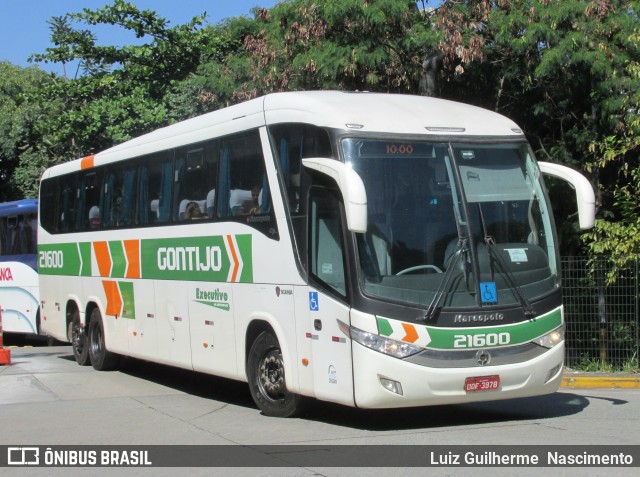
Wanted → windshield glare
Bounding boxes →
[344,138,559,311]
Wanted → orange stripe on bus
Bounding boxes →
[81,155,95,170]
[226,235,240,282]
[102,280,122,317]
[93,241,112,277]
[123,240,140,278]
[401,323,419,343]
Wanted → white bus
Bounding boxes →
[38,91,595,416]
[0,199,41,336]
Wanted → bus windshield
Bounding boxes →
[344,138,559,313]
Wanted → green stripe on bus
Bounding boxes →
[109,241,126,278]
[39,234,253,284]
[235,234,253,283]
[374,307,562,350]
[424,308,562,350]
[142,235,227,281]
[38,243,81,276]
[79,242,92,276]
[376,318,394,337]
[119,281,136,319]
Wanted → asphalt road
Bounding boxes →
[1,346,639,476]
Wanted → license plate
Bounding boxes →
[464,375,500,392]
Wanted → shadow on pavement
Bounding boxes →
[302,391,596,431]
[52,350,600,431]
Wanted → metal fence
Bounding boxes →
[561,256,639,371]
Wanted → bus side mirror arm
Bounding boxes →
[538,162,596,230]
[302,158,368,233]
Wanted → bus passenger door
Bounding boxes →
[299,187,355,407]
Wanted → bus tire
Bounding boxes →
[88,308,119,371]
[69,310,90,366]
[247,331,305,418]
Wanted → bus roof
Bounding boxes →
[262,91,523,136]
[42,91,525,178]
[0,199,38,217]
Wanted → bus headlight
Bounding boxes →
[532,324,565,349]
[338,320,423,359]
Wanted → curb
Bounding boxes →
[561,374,640,389]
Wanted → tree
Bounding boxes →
[29,0,233,159]
[583,27,640,280]
[7,0,638,271]
[429,1,640,256]
[174,0,446,111]
[0,62,60,200]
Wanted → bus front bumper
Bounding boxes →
[351,341,565,409]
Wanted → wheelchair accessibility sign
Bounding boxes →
[480,282,498,304]
[309,291,319,311]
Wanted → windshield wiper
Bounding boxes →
[476,204,536,318]
[484,235,536,318]
[423,237,468,321]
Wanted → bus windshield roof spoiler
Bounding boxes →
[302,158,368,233]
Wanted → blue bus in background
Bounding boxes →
[0,199,40,336]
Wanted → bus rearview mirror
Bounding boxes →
[538,161,596,230]
[302,158,368,233]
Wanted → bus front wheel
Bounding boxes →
[88,309,119,371]
[247,331,305,418]
[68,310,90,366]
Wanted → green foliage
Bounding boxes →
[27,0,233,159]
[1,0,639,286]
[173,0,440,111]
[574,355,615,372]
[0,62,60,200]
[582,24,640,278]
[447,0,639,165]
[572,354,638,373]
[435,1,640,258]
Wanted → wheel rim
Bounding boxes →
[258,349,285,401]
[72,321,84,353]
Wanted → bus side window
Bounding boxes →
[15,214,34,254]
[139,151,173,225]
[40,178,59,234]
[138,162,151,225]
[102,166,137,228]
[4,216,15,254]
[173,142,217,221]
[0,215,4,255]
[28,213,37,251]
[218,130,270,219]
[269,124,332,215]
[102,170,117,228]
[61,175,78,233]
[77,171,102,232]
[119,168,137,227]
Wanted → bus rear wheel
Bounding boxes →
[247,331,305,418]
[68,310,90,366]
[88,309,119,371]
